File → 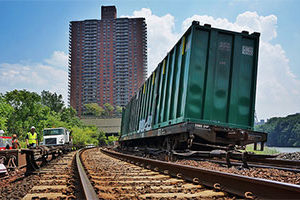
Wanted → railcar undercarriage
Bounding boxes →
[119,122,268,168]
[119,122,267,152]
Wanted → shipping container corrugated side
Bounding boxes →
[120,21,260,141]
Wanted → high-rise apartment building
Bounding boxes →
[68,6,147,116]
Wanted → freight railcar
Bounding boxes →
[120,21,267,151]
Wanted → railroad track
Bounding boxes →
[81,148,229,199]
[125,148,300,172]
[80,148,300,200]
[10,147,299,199]
[195,157,300,173]
[21,151,79,200]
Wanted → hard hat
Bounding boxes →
[31,126,36,129]
[12,134,17,138]
[0,130,4,134]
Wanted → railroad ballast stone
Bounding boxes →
[174,159,300,185]
[118,148,300,186]
[277,152,300,160]
[82,148,233,200]
[0,151,80,200]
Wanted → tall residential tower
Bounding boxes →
[68,6,147,115]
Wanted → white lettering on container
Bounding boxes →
[242,45,253,56]
[218,42,231,51]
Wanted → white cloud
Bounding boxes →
[0,52,68,104]
[44,51,68,68]
[256,42,300,119]
[182,11,277,41]
[126,8,299,119]
[122,8,180,74]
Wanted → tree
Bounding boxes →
[71,126,101,146]
[41,90,64,113]
[103,103,114,117]
[5,89,41,111]
[107,135,119,145]
[60,107,82,128]
[2,89,106,146]
[84,103,104,116]
[0,97,14,131]
[97,130,107,146]
[257,113,300,147]
[5,90,42,138]
[115,106,123,115]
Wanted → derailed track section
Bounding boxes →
[100,148,300,199]
[81,148,229,199]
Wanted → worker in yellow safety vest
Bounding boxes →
[26,126,38,148]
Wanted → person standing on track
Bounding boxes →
[12,134,21,149]
[26,126,38,148]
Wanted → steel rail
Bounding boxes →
[173,150,300,171]
[248,157,300,169]
[76,148,98,200]
[102,149,300,199]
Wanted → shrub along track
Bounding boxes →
[81,148,234,199]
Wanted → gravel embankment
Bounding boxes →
[118,149,300,185]
[0,172,40,199]
[175,160,300,185]
[83,148,233,199]
[276,152,300,160]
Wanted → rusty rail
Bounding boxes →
[183,156,300,173]
[102,149,300,199]
[173,150,300,171]
[248,157,300,169]
[76,148,98,200]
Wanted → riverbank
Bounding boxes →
[246,145,300,154]
[271,147,300,153]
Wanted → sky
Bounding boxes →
[0,0,299,120]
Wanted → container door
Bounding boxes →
[204,33,233,123]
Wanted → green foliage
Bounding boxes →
[60,107,82,128]
[0,97,14,131]
[84,103,104,116]
[82,103,122,118]
[0,90,87,143]
[5,89,41,110]
[1,89,120,147]
[103,103,114,117]
[107,135,119,145]
[115,106,123,114]
[71,126,106,146]
[257,113,300,147]
[4,90,44,139]
[97,130,107,146]
[71,126,97,146]
[245,144,279,155]
[41,90,64,113]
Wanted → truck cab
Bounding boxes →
[0,136,12,150]
[43,128,70,146]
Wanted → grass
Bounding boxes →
[245,144,279,155]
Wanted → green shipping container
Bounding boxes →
[120,21,263,145]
